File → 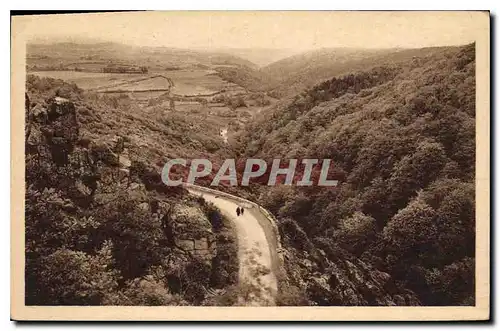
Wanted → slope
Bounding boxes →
[214,46,469,99]
[24,75,240,306]
[234,43,476,306]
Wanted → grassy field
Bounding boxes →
[29,68,239,97]
[165,69,242,96]
[30,71,150,90]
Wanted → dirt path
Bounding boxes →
[186,187,278,306]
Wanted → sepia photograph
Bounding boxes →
[10,10,490,321]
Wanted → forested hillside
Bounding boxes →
[216,46,467,99]
[214,65,275,92]
[234,43,476,306]
[25,77,239,306]
[260,47,390,97]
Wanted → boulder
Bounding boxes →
[168,205,216,260]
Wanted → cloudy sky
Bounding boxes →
[15,11,484,51]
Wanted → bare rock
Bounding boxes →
[284,244,422,306]
[167,204,216,260]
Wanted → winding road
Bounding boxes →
[186,186,278,306]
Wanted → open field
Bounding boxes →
[165,69,244,96]
[30,71,150,90]
[29,60,273,158]
[172,83,218,96]
[29,68,244,97]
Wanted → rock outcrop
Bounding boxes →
[167,204,216,260]
[281,246,421,306]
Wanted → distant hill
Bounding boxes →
[27,42,257,71]
[29,43,458,100]
[215,46,471,98]
[261,47,390,80]
[260,46,468,97]
[213,48,302,67]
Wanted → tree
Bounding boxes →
[382,197,438,253]
[420,179,475,264]
[38,241,120,305]
[388,139,446,212]
[117,275,187,306]
[333,212,376,255]
[98,195,167,280]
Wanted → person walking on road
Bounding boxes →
[241,207,244,215]
[236,207,241,216]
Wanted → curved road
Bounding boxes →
[186,186,278,306]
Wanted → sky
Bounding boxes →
[14,11,485,51]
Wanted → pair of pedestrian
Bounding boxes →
[236,206,245,216]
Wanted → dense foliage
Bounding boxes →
[24,41,477,307]
[234,43,476,305]
[25,77,239,306]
